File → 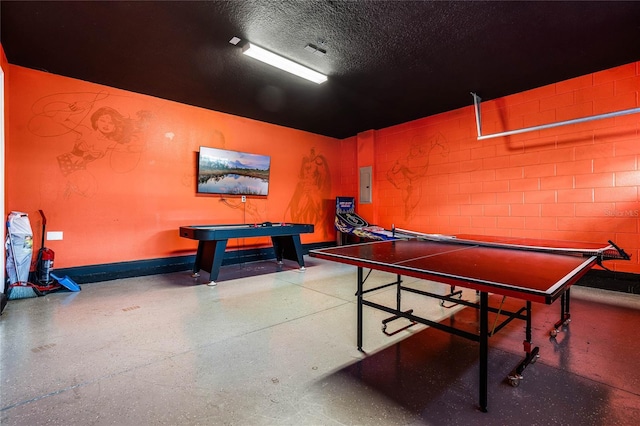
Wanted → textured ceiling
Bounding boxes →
[2,1,640,139]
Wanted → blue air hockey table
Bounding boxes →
[310,234,629,412]
[180,222,314,285]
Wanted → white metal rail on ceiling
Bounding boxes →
[471,92,640,141]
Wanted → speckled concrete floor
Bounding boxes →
[1,258,639,425]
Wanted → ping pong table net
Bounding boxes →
[393,228,630,267]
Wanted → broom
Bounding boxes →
[6,218,38,300]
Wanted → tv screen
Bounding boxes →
[197,146,271,196]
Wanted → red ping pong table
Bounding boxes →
[309,234,629,412]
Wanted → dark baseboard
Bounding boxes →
[575,269,640,294]
[52,242,333,284]
[51,242,640,295]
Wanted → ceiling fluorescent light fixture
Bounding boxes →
[242,42,327,84]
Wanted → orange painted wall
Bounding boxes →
[373,61,640,274]
[5,60,640,276]
[355,130,375,222]
[339,135,358,198]
[5,65,352,268]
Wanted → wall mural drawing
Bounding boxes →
[28,92,152,198]
[386,132,449,220]
[285,147,332,238]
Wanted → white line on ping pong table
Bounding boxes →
[391,243,478,266]
[394,228,615,257]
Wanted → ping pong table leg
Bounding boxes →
[507,301,540,387]
[357,267,363,352]
[551,288,571,338]
[381,275,417,336]
[479,291,488,413]
[522,301,539,366]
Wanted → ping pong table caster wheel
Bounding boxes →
[550,329,558,338]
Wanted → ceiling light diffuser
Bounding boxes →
[242,42,327,84]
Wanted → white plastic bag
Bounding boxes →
[5,211,34,285]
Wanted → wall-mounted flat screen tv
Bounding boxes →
[197,146,271,196]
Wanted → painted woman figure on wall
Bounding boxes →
[57,107,127,175]
[386,132,449,220]
[286,147,332,237]
[29,93,151,198]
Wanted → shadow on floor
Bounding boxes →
[311,295,637,425]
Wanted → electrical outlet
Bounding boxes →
[47,231,63,241]
[241,196,246,203]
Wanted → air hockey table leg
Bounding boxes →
[191,271,215,286]
[190,240,227,286]
[275,260,305,272]
[271,235,306,270]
